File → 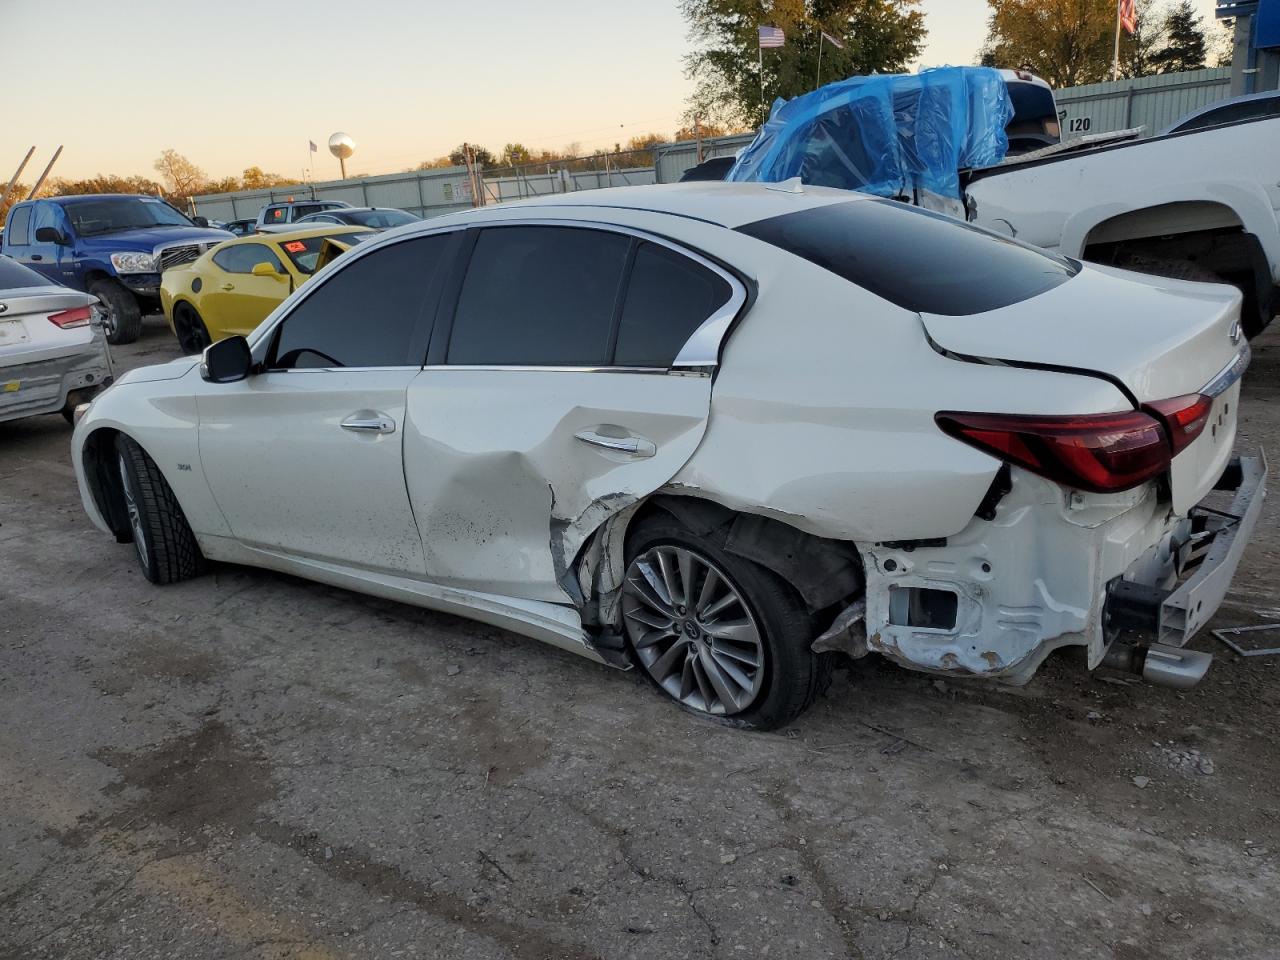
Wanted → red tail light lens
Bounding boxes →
[48,306,92,329]
[1142,393,1212,455]
[935,410,1171,493]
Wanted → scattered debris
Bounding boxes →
[1082,876,1111,901]
[324,846,333,861]
[446,664,461,677]
[880,738,908,756]
[1158,745,1216,776]
[1132,776,1151,789]
[1212,624,1280,658]
[1166,912,1184,925]
[719,852,737,865]
[1086,711,1104,721]
[1245,847,1268,858]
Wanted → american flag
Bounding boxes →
[759,25,785,48]
[821,30,845,50]
[1119,0,1137,34]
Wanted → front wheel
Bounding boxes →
[621,515,832,729]
[114,434,204,584]
[90,279,143,345]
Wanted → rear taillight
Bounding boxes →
[48,306,92,329]
[1142,393,1212,455]
[935,410,1171,493]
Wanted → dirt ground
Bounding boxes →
[2,314,1278,960]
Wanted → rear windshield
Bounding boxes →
[0,255,55,289]
[343,209,419,228]
[736,199,1078,316]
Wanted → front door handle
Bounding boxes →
[574,429,656,458]
[30,255,42,261]
[341,413,396,435]
[220,282,235,291]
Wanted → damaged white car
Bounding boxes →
[71,183,1265,728]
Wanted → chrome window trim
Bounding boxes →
[447,217,747,370]
[1202,344,1250,399]
[261,365,423,374]
[421,364,707,376]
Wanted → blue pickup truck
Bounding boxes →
[1,194,232,344]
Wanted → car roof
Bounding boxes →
[444,181,873,229]
[1162,89,1280,133]
[50,193,172,205]
[229,225,375,243]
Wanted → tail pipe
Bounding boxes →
[1100,642,1212,690]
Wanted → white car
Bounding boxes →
[71,183,1264,728]
[1,256,111,425]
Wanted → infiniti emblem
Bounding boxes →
[1229,319,1242,345]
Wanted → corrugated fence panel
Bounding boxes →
[1055,67,1232,137]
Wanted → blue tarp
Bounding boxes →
[726,67,1014,200]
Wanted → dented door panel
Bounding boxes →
[403,368,712,602]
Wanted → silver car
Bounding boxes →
[0,256,112,425]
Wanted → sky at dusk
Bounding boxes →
[4,0,1222,183]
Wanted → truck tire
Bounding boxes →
[90,279,143,345]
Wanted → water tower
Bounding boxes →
[328,132,355,179]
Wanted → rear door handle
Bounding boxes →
[341,413,396,435]
[574,429,656,458]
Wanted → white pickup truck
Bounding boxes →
[963,115,1280,337]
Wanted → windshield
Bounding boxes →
[278,232,370,274]
[344,209,419,228]
[62,197,194,236]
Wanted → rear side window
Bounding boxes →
[0,255,54,287]
[270,234,450,369]
[1174,97,1280,132]
[213,242,284,275]
[264,206,287,223]
[737,199,1077,316]
[447,226,630,365]
[615,242,731,366]
[5,206,31,246]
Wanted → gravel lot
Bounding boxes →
[3,314,1279,960]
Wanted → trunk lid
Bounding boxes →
[922,263,1247,512]
[0,287,97,365]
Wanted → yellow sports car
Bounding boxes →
[160,226,373,354]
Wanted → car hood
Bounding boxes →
[920,262,1244,403]
[79,226,234,253]
[115,357,199,386]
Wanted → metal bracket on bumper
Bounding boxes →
[1157,453,1267,647]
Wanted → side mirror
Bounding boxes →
[251,261,283,278]
[34,226,68,245]
[192,216,209,227]
[201,335,253,383]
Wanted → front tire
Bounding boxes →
[621,515,832,730]
[90,279,143,345]
[114,434,204,584]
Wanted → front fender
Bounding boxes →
[71,369,232,541]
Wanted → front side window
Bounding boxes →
[614,242,732,367]
[269,233,450,370]
[446,226,630,365]
[213,242,285,275]
[32,202,64,237]
[5,206,32,246]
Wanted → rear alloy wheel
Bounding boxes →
[625,545,766,716]
[173,303,212,355]
[621,516,833,729]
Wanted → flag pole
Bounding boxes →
[1112,0,1122,81]
[758,40,765,124]
[816,31,824,90]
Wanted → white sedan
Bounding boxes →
[71,183,1265,728]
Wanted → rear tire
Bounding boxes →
[90,279,143,345]
[173,302,212,356]
[621,514,833,730]
[114,434,204,584]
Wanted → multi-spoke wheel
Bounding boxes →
[114,434,204,585]
[621,514,834,729]
[624,545,765,716]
